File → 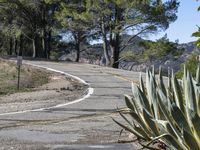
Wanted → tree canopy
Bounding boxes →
[120,35,183,62]
[0,0,179,68]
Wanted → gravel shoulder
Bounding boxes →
[0,65,88,114]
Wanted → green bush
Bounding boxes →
[176,52,199,78]
[114,68,200,149]
[120,51,143,62]
[50,51,60,60]
[120,36,183,63]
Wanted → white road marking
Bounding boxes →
[88,145,114,149]
[0,63,94,116]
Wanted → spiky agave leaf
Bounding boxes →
[114,67,200,149]
[171,70,185,113]
[196,64,200,85]
[183,129,200,150]
[185,72,197,113]
[158,66,167,96]
[139,72,145,93]
[170,104,191,134]
[131,84,152,114]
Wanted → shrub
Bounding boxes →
[176,52,199,78]
[120,51,142,62]
[114,67,200,149]
[50,51,60,60]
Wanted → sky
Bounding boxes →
[71,1,200,45]
[148,0,200,43]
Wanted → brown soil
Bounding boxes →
[0,75,88,104]
[0,59,51,95]
[0,60,88,106]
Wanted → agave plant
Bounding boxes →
[114,66,200,150]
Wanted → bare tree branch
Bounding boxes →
[120,25,154,52]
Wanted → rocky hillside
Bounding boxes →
[58,35,199,73]
[120,41,198,73]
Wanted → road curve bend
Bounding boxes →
[0,60,142,150]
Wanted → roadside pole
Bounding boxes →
[17,56,22,90]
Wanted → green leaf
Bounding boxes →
[124,95,135,112]
[171,104,191,134]
[142,108,159,136]
[183,130,200,150]
[192,31,200,37]
[158,91,184,139]
[196,65,200,85]
[162,134,187,150]
[157,89,170,114]
[131,84,152,114]
[149,74,159,119]
[163,121,179,140]
[191,113,200,143]
[129,111,152,136]
[133,126,151,140]
[158,66,167,96]
[118,111,133,128]
[147,134,187,150]
[112,118,146,140]
[139,73,145,93]
[171,71,184,112]
[185,72,197,112]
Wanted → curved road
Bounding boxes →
[0,61,143,150]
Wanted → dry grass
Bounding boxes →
[0,60,51,95]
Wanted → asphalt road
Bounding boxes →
[0,61,144,150]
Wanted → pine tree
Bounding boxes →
[55,0,93,62]
[88,0,179,68]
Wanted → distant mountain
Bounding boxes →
[120,41,199,73]
[120,34,144,52]
[178,42,198,53]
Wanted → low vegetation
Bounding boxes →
[114,67,200,149]
[0,60,51,95]
[176,52,199,78]
[120,36,183,63]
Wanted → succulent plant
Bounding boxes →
[114,66,200,150]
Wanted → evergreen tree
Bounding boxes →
[55,0,92,62]
[0,0,60,58]
[88,0,179,68]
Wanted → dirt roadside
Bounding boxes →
[0,62,88,113]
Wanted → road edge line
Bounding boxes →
[0,63,94,116]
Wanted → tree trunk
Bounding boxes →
[113,33,120,68]
[32,39,36,58]
[32,35,38,58]
[9,38,13,55]
[75,42,80,62]
[19,34,23,56]
[101,22,110,66]
[75,32,81,62]
[109,6,122,68]
[110,33,120,68]
[47,30,52,59]
[14,38,18,55]
[42,29,47,58]
[42,4,48,59]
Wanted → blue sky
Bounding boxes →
[148,0,200,43]
[70,1,200,45]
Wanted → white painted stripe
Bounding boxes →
[88,145,114,149]
[0,62,94,116]
[26,63,88,85]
